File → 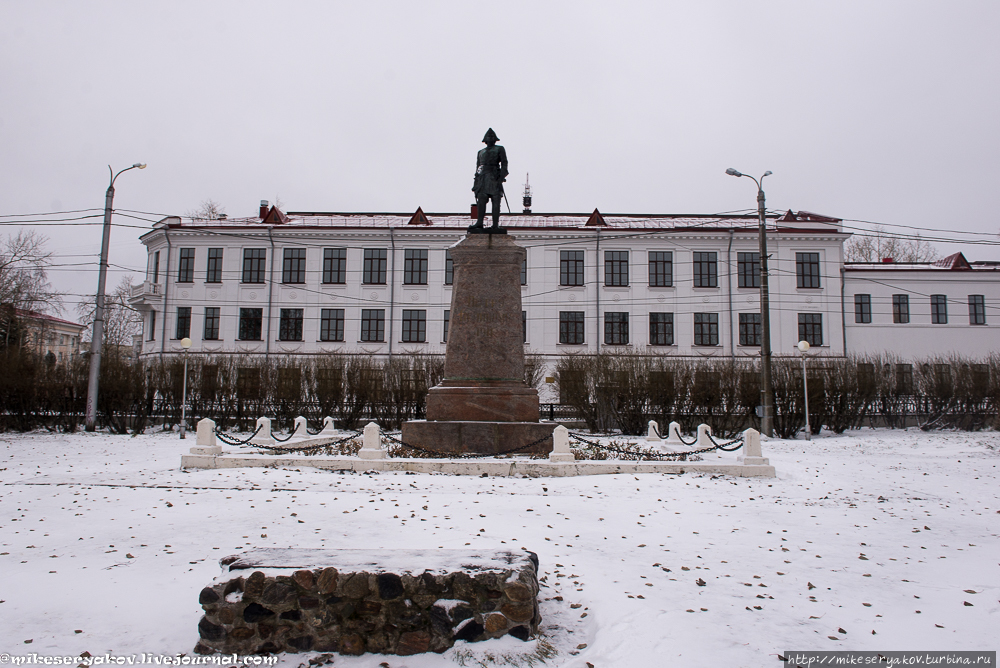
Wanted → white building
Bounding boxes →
[844,252,999,359]
[129,203,856,391]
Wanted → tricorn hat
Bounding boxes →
[482,128,499,143]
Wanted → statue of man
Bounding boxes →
[471,128,508,230]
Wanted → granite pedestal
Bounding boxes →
[402,233,555,455]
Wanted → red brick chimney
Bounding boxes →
[259,200,269,219]
[882,257,894,263]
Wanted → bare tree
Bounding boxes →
[77,275,143,358]
[0,230,61,349]
[845,225,940,263]
[186,199,227,220]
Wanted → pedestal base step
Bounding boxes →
[401,420,556,456]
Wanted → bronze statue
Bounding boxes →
[470,128,509,231]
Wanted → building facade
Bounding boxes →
[16,309,85,363]
[129,205,856,391]
[844,253,999,360]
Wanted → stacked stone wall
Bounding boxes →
[194,553,540,656]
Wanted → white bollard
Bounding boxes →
[358,422,386,460]
[189,418,222,455]
[645,420,661,442]
[293,416,307,438]
[738,428,769,466]
[696,423,714,448]
[320,416,336,435]
[665,421,685,446]
[549,425,575,463]
[196,418,217,447]
[250,417,275,445]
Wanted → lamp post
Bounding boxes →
[726,168,774,437]
[85,163,147,432]
[797,339,811,441]
[179,337,192,439]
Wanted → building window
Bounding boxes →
[278,309,303,341]
[605,251,629,287]
[560,250,585,286]
[796,252,821,288]
[322,248,346,284]
[282,248,306,284]
[798,313,823,346]
[855,294,872,323]
[648,251,673,287]
[737,252,760,288]
[694,313,719,346]
[559,311,585,344]
[522,311,527,342]
[521,257,527,285]
[238,308,263,340]
[969,295,986,325]
[206,248,223,283]
[739,313,761,346]
[175,307,191,339]
[604,312,629,344]
[242,249,266,283]
[148,310,156,341]
[401,310,426,342]
[320,309,345,342]
[363,249,387,285]
[895,363,914,394]
[177,248,194,283]
[443,310,449,342]
[445,250,454,285]
[361,309,385,342]
[649,312,674,345]
[931,295,948,324]
[403,249,428,285]
[203,307,220,340]
[893,294,910,323]
[693,252,718,288]
[152,251,160,283]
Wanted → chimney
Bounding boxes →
[470,203,478,219]
[882,257,894,263]
[259,200,269,219]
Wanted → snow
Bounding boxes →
[1,428,998,666]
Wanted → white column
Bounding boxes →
[358,422,386,460]
[293,416,307,438]
[665,421,685,446]
[696,424,714,448]
[189,418,222,455]
[320,417,336,435]
[250,417,275,445]
[549,425,575,463]
[645,420,661,442]
[738,428,770,465]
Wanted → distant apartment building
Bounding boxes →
[16,310,85,364]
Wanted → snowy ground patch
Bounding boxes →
[1,428,997,666]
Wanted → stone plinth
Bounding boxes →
[404,233,551,454]
[402,420,555,456]
[193,548,541,657]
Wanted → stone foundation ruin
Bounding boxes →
[194,548,541,656]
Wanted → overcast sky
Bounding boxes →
[2,1,999,315]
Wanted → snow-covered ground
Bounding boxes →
[1,428,997,667]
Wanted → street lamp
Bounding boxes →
[726,167,774,437]
[797,339,811,441]
[179,337,192,439]
[85,163,147,432]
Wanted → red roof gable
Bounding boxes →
[932,252,972,270]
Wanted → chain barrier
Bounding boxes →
[380,431,553,459]
[568,430,743,460]
[706,432,745,451]
[214,424,263,446]
[270,425,298,443]
[251,431,364,456]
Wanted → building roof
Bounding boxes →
[845,252,999,272]
[149,207,846,235]
[15,309,86,330]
